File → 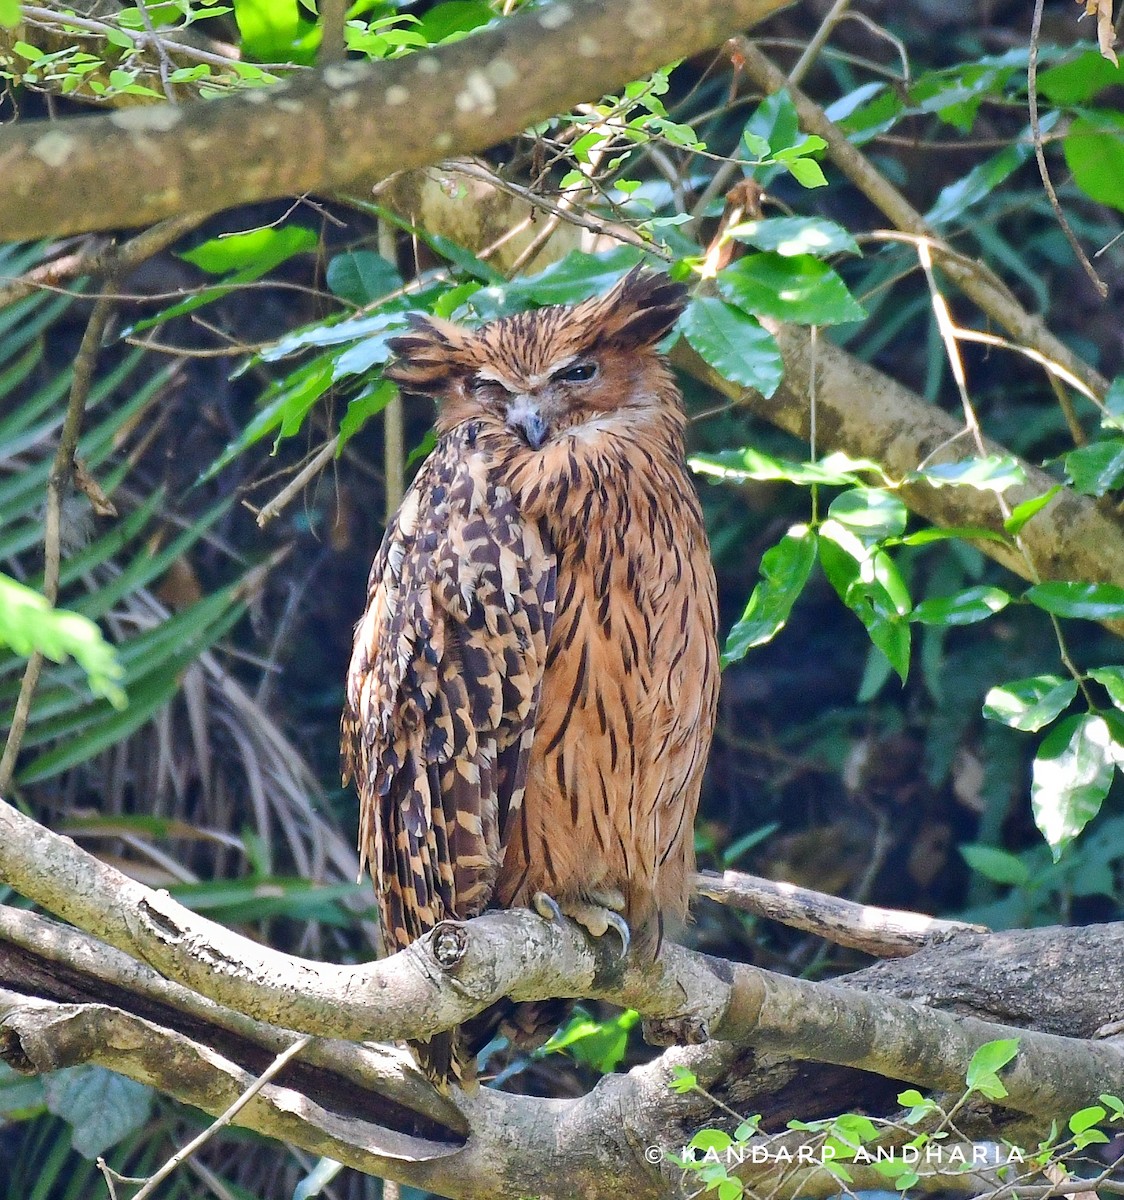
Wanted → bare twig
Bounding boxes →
[1028,0,1107,297]
[254,437,340,528]
[124,1034,314,1200]
[0,212,209,309]
[0,287,119,793]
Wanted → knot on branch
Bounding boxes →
[430,920,468,971]
[0,1025,34,1073]
[642,1013,710,1048]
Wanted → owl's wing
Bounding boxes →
[342,426,556,955]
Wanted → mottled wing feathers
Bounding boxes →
[343,423,556,958]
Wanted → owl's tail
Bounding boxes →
[412,998,572,1090]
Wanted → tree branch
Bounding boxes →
[2,795,1123,1132]
[0,0,791,239]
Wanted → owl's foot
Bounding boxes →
[532,890,631,957]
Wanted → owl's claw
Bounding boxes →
[533,891,564,923]
[532,890,631,958]
[601,910,631,957]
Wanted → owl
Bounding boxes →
[342,267,719,1085]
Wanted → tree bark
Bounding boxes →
[0,0,790,239]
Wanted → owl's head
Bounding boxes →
[385,267,687,448]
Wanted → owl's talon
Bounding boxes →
[603,910,631,957]
[533,891,564,923]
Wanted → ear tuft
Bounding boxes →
[588,266,688,350]
[384,313,466,397]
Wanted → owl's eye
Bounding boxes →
[553,360,598,384]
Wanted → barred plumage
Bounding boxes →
[342,268,719,1085]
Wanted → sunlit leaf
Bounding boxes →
[680,297,784,397]
[1032,714,1115,859]
[1089,666,1124,711]
[982,674,1077,731]
[723,216,860,258]
[910,456,1026,492]
[0,573,125,707]
[690,447,875,487]
[1025,581,1124,620]
[1064,439,1124,496]
[1064,112,1124,213]
[966,1038,1019,1099]
[827,487,908,542]
[1004,487,1061,535]
[338,380,396,450]
[179,226,318,275]
[723,526,817,664]
[911,586,1010,626]
[717,254,865,325]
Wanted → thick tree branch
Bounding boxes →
[0,0,791,239]
[695,870,986,957]
[2,796,1123,1132]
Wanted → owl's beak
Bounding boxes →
[506,396,548,450]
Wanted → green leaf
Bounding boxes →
[1105,375,1124,431]
[542,1008,638,1074]
[0,574,125,707]
[911,586,1010,626]
[966,1038,1019,1098]
[1025,581,1124,620]
[895,525,1009,546]
[415,0,493,43]
[983,675,1077,732]
[325,251,403,306]
[959,844,1030,887]
[338,380,396,450]
[721,822,780,868]
[690,447,878,487]
[1005,487,1061,535]
[1069,1105,1107,1135]
[723,216,860,258]
[1064,113,1124,214]
[722,526,817,664]
[0,0,21,28]
[827,488,908,542]
[233,0,303,60]
[743,90,799,159]
[717,1178,744,1200]
[179,226,318,275]
[42,1066,153,1160]
[1064,440,1124,496]
[680,297,784,397]
[926,126,1047,226]
[717,254,865,325]
[819,521,911,681]
[1032,714,1116,859]
[911,455,1026,492]
[1089,666,1124,711]
[689,1128,733,1153]
[669,1065,698,1094]
[782,156,828,188]
[203,355,335,480]
[1039,50,1124,103]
